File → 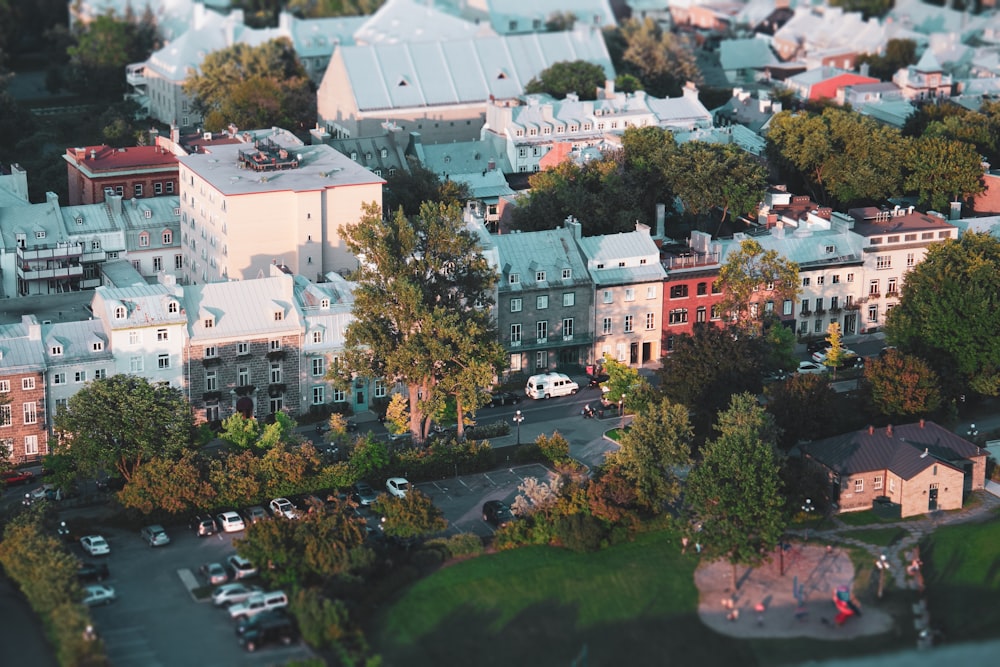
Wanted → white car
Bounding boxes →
[227,554,258,580]
[80,535,110,556]
[211,582,262,607]
[216,511,246,533]
[228,590,289,620]
[82,584,116,607]
[811,347,857,363]
[268,497,299,519]
[795,361,829,375]
[386,477,410,499]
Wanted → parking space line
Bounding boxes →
[483,472,499,487]
[432,481,450,495]
[458,478,471,491]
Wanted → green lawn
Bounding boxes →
[838,527,909,547]
[371,530,913,667]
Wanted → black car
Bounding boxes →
[351,481,379,506]
[490,391,521,407]
[806,339,829,355]
[239,615,297,652]
[77,561,110,583]
[482,500,515,527]
[235,608,290,636]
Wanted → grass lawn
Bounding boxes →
[922,519,1000,642]
[371,529,914,667]
[838,527,909,548]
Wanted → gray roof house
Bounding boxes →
[718,37,779,84]
[436,0,616,35]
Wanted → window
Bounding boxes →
[153,257,163,271]
[270,363,282,384]
[158,354,169,369]
[162,231,172,245]
[273,311,283,322]
[710,305,721,320]
[312,386,325,405]
[711,282,722,294]
[869,280,880,296]
[134,184,143,197]
[831,296,839,310]
[815,276,824,286]
[646,286,657,299]
[876,255,892,270]
[616,343,626,361]
[696,307,706,323]
[624,315,634,333]
[0,404,9,427]
[332,388,346,402]
[374,380,387,398]
[868,305,878,323]
[54,398,68,412]
[887,277,898,295]
[269,339,281,351]
[22,377,35,390]
[203,346,217,359]
[509,353,522,372]
[669,309,688,325]
[535,271,546,283]
[312,330,323,344]
[175,255,183,270]
[562,318,574,339]
[510,298,522,313]
[670,285,688,299]
[602,317,612,335]
[562,292,574,307]
[889,478,896,493]
[53,373,66,385]
[157,328,168,341]
[847,273,854,283]
[854,479,864,493]
[312,358,324,376]
[132,259,141,272]
[802,277,810,286]
[815,298,823,311]
[51,345,63,356]
[237,342,249,355]
[509,273,520,284]
[237,367,249,386]
[114,306,126,319]
[873,475,883,491]
[23,402,37,425]
[154,182,163,195]
[697,282,707,296]
[130,356,143,372]
[536,295,548,310]
[832,275,840,284]
[24,435,38,456]
[205,370,218,391]
[814,319,822,333]
[536,321,548,341]
[906,253,915,267]
[602,290,613,304]
[94,369,106,379]
[75,370,86,383]
[535,351,547,369]
[624,288,635,302]
[510,324,521,344]
[0,380,8,393]
[562,268,572,280]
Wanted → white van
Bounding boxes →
[525,373,579,400]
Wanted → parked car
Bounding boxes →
[811,347,858,363]
[806,339,830,355]
[351,482,378,506]
[795,361,828,375]
[77,561,110,583]
[216,511,246,533]
[80,535,110,556]
[201,562,229,586]
[212,582,263,607]
[482,500,515,527]
[228,590,289,620]
[82,584,116,607]
[490,391,521,407]
[190,514,217,537]
[386,477,410,499]
[268,497,299,520]
[239,614,298,652]
[243,506,268,524]
[235,608,290,636]
[524,372,579,400]
[226,554,258,581]
[139,524,170,547]
[1,469,35,486]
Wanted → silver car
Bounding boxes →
[139,524,170,547]
[211,582,262,607]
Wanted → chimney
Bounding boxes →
[868,425,874,435]
[565,215,582,239]
[655,203,666,239]
[919,418,925,428]
[920,448,929,458]
[886,424,893,437]
[859,62,870,77]
[90,149,96,160]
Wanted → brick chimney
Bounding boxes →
[919,419,925,428]
[868,425,874,435]
[886,424,893,437]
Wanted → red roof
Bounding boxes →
[65,145,178,172]
[809,73,879,100]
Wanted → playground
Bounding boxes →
[695,544,894,639]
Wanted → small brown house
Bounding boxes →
[800,421,986,519]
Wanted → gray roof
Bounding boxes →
[176,128,384,195]
[338,27,613,113]
[42,319,112,367]
[0,195,66,251]
[494,227,591,292]
[0,319,44,372]
[719,38,778,71]
[576,227,666,286]
[90,283,187,330]
[185,274,302,341]
[801,421,983,481]
[719,226,865,269]
[481,0,617,34]
[354,0,494,45]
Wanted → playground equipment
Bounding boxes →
[833,585,862,625]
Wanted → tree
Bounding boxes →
[885,233,1000,397]
[684,393,785,590]
[861,349,942,419]
[372,489,447,541]
[219,413,261,449]
[383,394,409,436]
[609,18,701,97]
[339,201,498,442]
[66,11,156,98]
[347,434,389,479]
[822,322,846,379]
[599,355,653,411]
[609,397,693,510]
[764,374,838,451]
[183,38,315,133]
[763,321,798,375]
[716,238,800,331]
[384,157,470,218]
[856,38,916,79]
[903,136,984,212]
[669,143,768,230]
[119,451,215,514]
[523,60,606,100]
[53,375,194,482]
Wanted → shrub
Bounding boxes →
[465,420,510,439]
[536,431,570,463]
[550,513,610,552]
[290,588,351,648]
[425,533,484,559]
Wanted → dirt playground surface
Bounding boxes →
[695,545,894,639]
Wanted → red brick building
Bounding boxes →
[0,317,49,464]
[660,231,727,353]
[64,144,179,205]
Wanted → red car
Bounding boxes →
[2,469,35,486]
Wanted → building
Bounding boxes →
[0,192,85,298]
[782,67,880,102]
[63,145,179,206]
[43,318,114,427]
[0,316,48,464]
[800,421,986,518]
[770,5,888,63]
[175,127,384,284]
[572,219,666,367]
[436,0,616,35]
[893,50,953,101]
[659,230,725,353]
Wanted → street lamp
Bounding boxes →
[513,409,524,445]
[875,553,891,599]
[801,498,815,540]
[619,393,627,431]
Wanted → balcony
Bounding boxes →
[202,356,221,367]
[202,391,221,402]
[17,263,84,281]
[268,383,286,397]
[510,340,521,348]
[562,334,574,342]
[800,309,812,317]
[234,385,256,397]
[17,244,83,262]
[830,306,842,314]
[886,291,899,298]
[815,307,826,315]
[266,350,286,361]
[845,302,861,310]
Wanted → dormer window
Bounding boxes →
[535,270,546,282]
[203,317,214,328]
[350,152,358,161]
[320,298,330,309]
[365,152,372,161]
[509,273,520,284]
[167,301,178,314]
[274,311,283,321]
[114,306,126,319]
[397,77,409,87]
[35,230,46,239]
[51,345,63,356]
[138,232,150,247]
[825,245,835,253]
[92,341,103,351]
[75,216,83,225]
[380,148,388,158]
[144,209,152,219]
[562,268,572,280]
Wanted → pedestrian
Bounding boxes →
[681,536,689,554]
[695,542,702,554]
[755,602,766,626]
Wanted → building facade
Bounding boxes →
[63,145,179,206]
[0,317,48,464]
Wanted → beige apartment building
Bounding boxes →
[175,128,384,284]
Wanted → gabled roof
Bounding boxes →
[185,274,302,340]
[353,0,494,45]
[576,226,667,286]
[494,226,591,291]
[719,38,778,71]
[42,319,112,366]
[480,0,616,34]
[801,421,983,481]
[0,318,44,372]
[91,283,187,330]
[0,194,66,251]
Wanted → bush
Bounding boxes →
[550,513,611,552]
[290,588,351,649]
[536,432,570,463]
[425,533,484,559]
[465,421,510,439]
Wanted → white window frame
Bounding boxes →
[510,298,522,313]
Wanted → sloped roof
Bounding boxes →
[576,227,666,286]
[483,0,616,34]
[494,226,591,291]
[42,319,112,366]
[354,0,494,45]
[800,421,983,481]
[186,274,302,340]
[719,38,778,71]
[0,319,44,372]
[914,48,942,72]
[90,283,187,330]
[0,195,66,251]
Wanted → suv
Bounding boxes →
[190,515,217,537]
[239,615,297,652]
[229,590,289,620]
[226,554,258,581]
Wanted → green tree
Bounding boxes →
[183,38,315,132]
[763,321,798,374]
[903,135,984,211]
[208,449,265,508]
[0,507,81,617]
[822,322,846,378]
[523,60,607,100]
[66,11,156,98]
[856,39,917,79]
[384,157,470,218]
[599,355,653,410]
[119,451,215,514]
[383,394,409,436]
[716,238,800,331]
[53,375,194,482]
[684,393,785,590]
[885,233,1000,397]
[219,413,261,449]
[609,397,693,510]
[669,143,767,230]
[609,18,701,97]
[764,373,837,451]
[347,434,389,479]
[339,201,498,441]
[861,349,942,419]
[621,125,676,221]
[828,0,893,19]
[373,489,447,541]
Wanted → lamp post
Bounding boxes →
[620,393,627,431]
[513,409,524,445]
[801,498,815,540]
[875,553,890,599]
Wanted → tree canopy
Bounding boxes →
[53,374,194,482]
[861,349,942,419]
[523,60,607,100]
[66,10,157,98]
[764,373,838,451]
[183,38,315,133]
[671,143,767,226]
[716,238,800,330]
[383,157,470,218]
[604,18,701,97]
[885,233,1000,397]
